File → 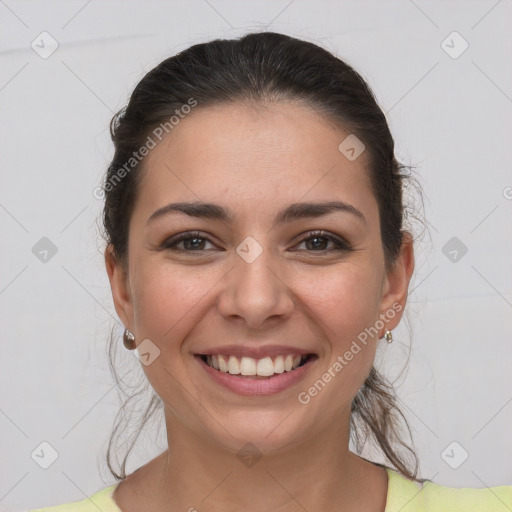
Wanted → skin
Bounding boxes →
[105,100,414,512]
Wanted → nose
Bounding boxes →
[216,243,295,329]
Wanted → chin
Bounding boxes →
[208,410,311,456]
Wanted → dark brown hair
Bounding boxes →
[100,31,428,484]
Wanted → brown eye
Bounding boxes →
[294,231,351,253]
[160,231,216,252]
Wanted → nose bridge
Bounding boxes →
[217,235,294,326]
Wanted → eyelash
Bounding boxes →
[159,230,352,254]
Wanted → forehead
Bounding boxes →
[135,101,377,226]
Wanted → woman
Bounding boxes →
[30,31,511,512]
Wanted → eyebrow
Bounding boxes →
[146,200,367,227]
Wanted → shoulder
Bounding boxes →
[421,478,512,512]
[27,484,120,512]
[385,468,512,512]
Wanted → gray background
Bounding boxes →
[1,1,511,510]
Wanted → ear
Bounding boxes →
[104,245,134,329]
[378,231,415,334]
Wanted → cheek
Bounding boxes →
[300,262,382,340]
[298,262,383,396]
[129,262,215,408]
[131,260,218,346]
[289,264,383,422]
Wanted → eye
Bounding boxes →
[160,231,216,252]
[293,230,352,253]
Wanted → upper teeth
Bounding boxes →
[204,354,306,376]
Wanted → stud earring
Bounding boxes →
[384,330,393,344]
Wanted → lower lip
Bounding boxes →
[195,355,316,396]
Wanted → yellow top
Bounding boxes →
[28,467,512,511]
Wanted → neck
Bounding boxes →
[146,407,388,512]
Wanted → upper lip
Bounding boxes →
[194,344,315,359]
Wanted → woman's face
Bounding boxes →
[106,101,413,454]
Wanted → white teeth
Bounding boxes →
[203,353,308,376]
[218,355,228,372]
[256,357,275,377]
[227,356,240,375]
[240,357,256,376]
[273,355,285,374]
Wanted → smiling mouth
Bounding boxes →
[196,353,317,379]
